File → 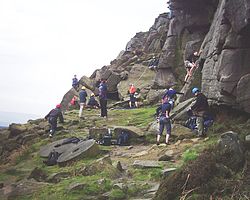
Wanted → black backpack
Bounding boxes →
[117,131,130,146]
[43,150,60,166]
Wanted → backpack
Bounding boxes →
[117,131,130,146]
[43,150,60,166]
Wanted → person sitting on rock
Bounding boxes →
[45,104,64,138]
[162,87,184,109]
[155,99,172,145]
[190,87,209,137]
[129,84,138,108]
[79,86,88,119]
[183,51,201,84]
[148,56,159,70]
[87,93,100,109]
[72,75,79,90]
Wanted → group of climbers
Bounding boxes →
[46,48,211,142]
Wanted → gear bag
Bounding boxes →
[43,150,60,166]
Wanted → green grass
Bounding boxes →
[109,189,127,200]
[130,168,163,181]
[182,149,198,163]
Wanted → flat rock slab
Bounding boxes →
[39,138,78,158]
[57,139,99,166]
[162,168,177,177]
[133,160,161,169]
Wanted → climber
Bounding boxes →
[70,96,78,106]
[129,84,138,108]
[155,99,172,145]
[99,79,108,118]
[183,51,201,84]
[79,86,88,119]
[87,93,100,109]
[148,56,159,70]
[72,75,79,90]
[45,104,64,138]
[190,87,209,137]
[162,87,184,109]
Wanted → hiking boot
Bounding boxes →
[156,142,160,146]
[49,133,53,138]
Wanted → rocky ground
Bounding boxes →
[0,106,249,200]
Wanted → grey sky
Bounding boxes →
[0,0,167,117]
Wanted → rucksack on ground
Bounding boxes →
[43,150,60,166]
[117,131,130,146]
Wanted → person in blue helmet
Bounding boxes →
[190,87,209,137]
[45,104,64,137]
[155,100,172,145]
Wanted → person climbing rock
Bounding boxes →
[45,104,64,138]
[190,87,209,137]
[72,75,79,90]
[99,79,108,118]
[87,93,99,109]
[155,100,172,145]
[162,87,184,109]
[79,86,88,119]
[129,84,138,108]
[148,56,159,70]
[183,51,201,84]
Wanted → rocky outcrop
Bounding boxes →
[200,0,250,113]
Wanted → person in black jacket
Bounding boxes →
[148,56,159,70]
[99,80,108,118]
[191,87,209,137]
[45,104,64,137]
[155,100,172,145]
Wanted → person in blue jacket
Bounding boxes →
[45,104,64,137]
[162,87,184,109]
[79,86,88,118]
[99,79,108,118]
[72,75,79,90]
[155,100,172,145]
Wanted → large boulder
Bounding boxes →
[8,124,27,138]
[216,131,245,172]
[57,139,100,166]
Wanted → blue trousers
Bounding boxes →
[159,116,171,136]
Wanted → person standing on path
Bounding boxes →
[79,86,88,119]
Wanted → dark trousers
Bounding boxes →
[100,98,107,117]
[49,118,57,135]
[159,117,171,135]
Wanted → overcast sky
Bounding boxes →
[0,0,167,118]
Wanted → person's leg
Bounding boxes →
[157,120,164,145]
[165,120,171,144]
[189,63,196,76]
[50,119,57,137]
[184,67,190,83]
[135,101,138,108]
[196,116,204,136]
[103,99,108,117]
[79,103,83,118]
[100,99,104,117]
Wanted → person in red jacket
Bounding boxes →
[129,84,138,108]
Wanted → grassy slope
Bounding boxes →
[0,107,249,200]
